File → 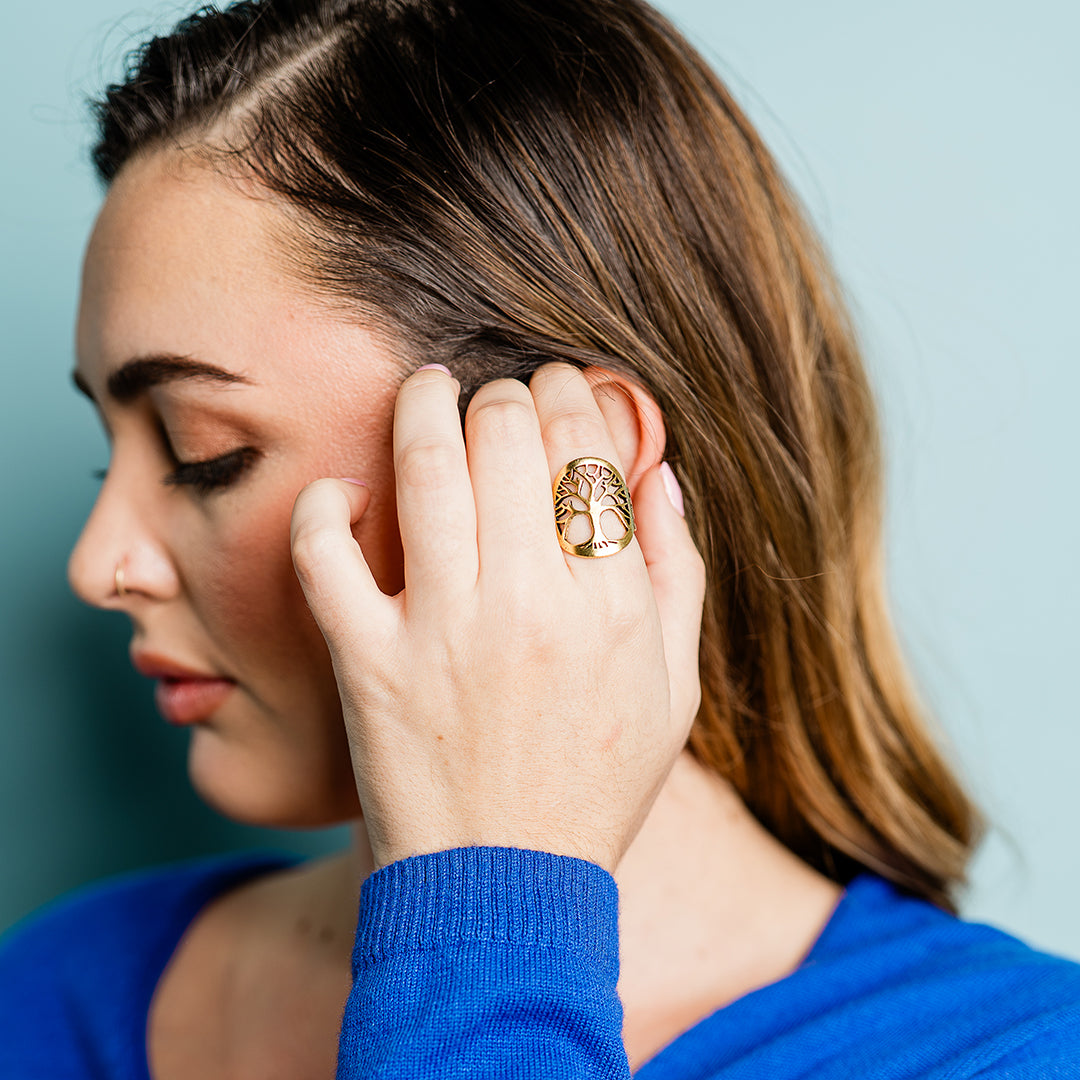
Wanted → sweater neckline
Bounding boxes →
[632,873,904,1076]
[130,857,894,1080]
[133,852,298,1080]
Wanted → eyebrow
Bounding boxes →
[71,354,253,404]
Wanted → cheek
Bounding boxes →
[316,410,407,598]
[196,489,323,674]
[190,448,405,678]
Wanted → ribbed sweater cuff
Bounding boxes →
[353,846,619,970]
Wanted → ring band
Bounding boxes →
[115,558,127,597]
[553,456,636,558]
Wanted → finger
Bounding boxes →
[630,462,706,738]
[290,478,396,656]
[464,377,569,580]
[530,362,640,574]
[392,366,478,608]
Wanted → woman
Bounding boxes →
[1,0,1077,1076]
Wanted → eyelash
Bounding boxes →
[164,447,261,495]
[91,447,260,496]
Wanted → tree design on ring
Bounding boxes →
[554,458,635,556]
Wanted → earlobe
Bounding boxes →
[583,366,667,490]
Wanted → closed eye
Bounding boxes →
[164,447,261,495]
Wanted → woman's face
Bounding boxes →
[69,151,408,827]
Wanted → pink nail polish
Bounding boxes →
[659,461,685,517]
[415,363,453,376]
[340,478,368,486]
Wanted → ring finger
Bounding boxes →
[529,362,640,574]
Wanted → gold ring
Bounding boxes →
[553,457,635,558]
[115,558,127,597]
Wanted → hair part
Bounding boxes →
[91,0,982,910]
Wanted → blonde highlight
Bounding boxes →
[91,0,981,909]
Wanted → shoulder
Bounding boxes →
[817,874,1080,991]
[801,875,1080,1075]
[0,851,294,983]
[0,852,293,1079]
[660,875,1080,1077]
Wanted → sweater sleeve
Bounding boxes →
[335,846,630,1079]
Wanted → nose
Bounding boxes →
[67,466,181,610]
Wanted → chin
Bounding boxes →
[185,726,362,829]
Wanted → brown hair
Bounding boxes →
[90,0,981,909]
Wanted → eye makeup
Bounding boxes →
[163,446,262,495]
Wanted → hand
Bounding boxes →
[290,361,706,874]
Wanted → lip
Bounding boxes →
[131,650,226,681]
[153,678,235,726]
[131,650,236,725]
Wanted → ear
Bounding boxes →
[581,365,666,491]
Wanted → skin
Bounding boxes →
[70,150,407,828]
[70,150,842,1078]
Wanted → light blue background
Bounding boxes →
[2,2,1077,955]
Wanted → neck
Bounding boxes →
[613,751,842,1067]
[334,751,841,1068]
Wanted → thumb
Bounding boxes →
[632,461,706,733]
[290,478,396,656]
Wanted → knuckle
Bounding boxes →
[496,582,558,647]
[469,377,531,405]
[396,436,460,492]
[604,588,646,634]
[529,360,581,395]
[466,394,537,445]
[599,573,655,634]
[290,521,335,579]
[544,408,607,452]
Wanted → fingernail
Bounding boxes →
[415,363,453,376]
[659,461,685,517]
[340,478,368,486]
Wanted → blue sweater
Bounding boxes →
[0,847,1078,1077]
